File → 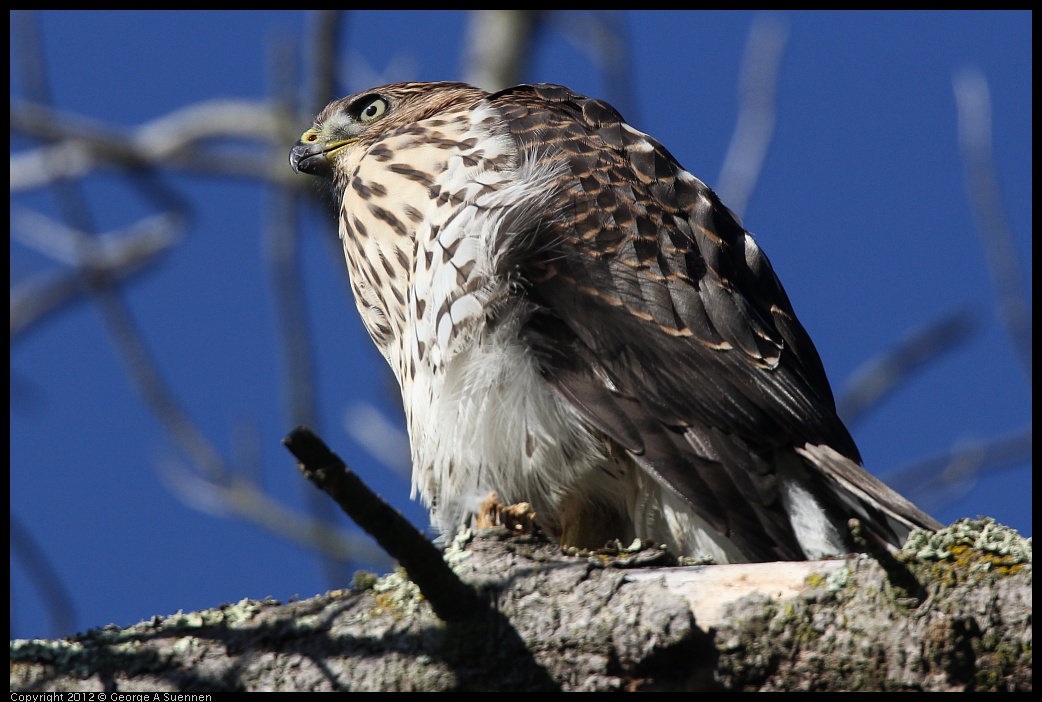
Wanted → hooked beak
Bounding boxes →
[289,128,356,178]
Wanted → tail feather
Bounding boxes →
[796,443,943,551]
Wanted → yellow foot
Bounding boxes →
[476,491,537,534]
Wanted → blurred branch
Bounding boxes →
[160,458,389,566]
[882,425,1032,514]
[270,41,320,446]
[271,31,351,588]
[716,13,788,219]
[306,10,344,113]
[10,515,76,639]
[9,10,99,637]
[10,99,289,191]
[548,11,636,119]
[10,211,181,340]
[837,310,978,426]
[343,402,412,480]
[88,224,380,573]
[463,10,540,92]
[11,10,377,588]
[11,11,219,480]
[12,125,374,583]
[953,69,1032,382]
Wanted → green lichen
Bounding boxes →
[903,518,1031,576]
[804,572,829,589]
[677,554,718,566]
[825,565,851,592]
[10,597,281,672]
[442,527,476,567]
[352,570,379,591]
[370,566,425,619]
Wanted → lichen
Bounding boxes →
[442,527,476,567]
[370,566,425,619]
[352,570,379,591]
[902,518,1031,577]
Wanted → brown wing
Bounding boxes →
[489,84,865,560]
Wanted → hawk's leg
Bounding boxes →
[557,492,633,551]
[476,491,537,535]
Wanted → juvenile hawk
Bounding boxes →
[291,82,941,562]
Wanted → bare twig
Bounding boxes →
[464,10,540,92]
[716,13,788,218]
[10,515,76,638]
[271,32,352,588]
[882,426,1032,512]
[12,10,372,581]
[10,100,289,191]
[547,11,636,119]
[159,458,388,565]
[284,426,483,624]
[10,211,181,340]
[837,310,978,426]
[953,69,1032,382]
[306,10,345,114]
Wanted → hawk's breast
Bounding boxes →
[337,100,624,535]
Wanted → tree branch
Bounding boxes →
[283,426,484,624]
[716,12,788,218]
[837,310,978,426]
[10,520,1031,691]
[953,69,1032,382]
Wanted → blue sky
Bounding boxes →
[10,11,1031,640]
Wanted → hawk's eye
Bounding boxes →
[357,96,388,123]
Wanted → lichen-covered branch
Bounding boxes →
[10,520,1031,692]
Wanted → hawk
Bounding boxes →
[290,82,941,563]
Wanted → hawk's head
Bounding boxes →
[289,81,486,183]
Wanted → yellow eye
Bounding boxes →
[358,96,388,123]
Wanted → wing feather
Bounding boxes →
[491,84,869,560]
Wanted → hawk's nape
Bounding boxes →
[291,81,941,563]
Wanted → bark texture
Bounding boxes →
[10,520,1032,691]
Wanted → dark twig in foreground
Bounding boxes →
[285,429,560,689]
[283,426,484,624]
